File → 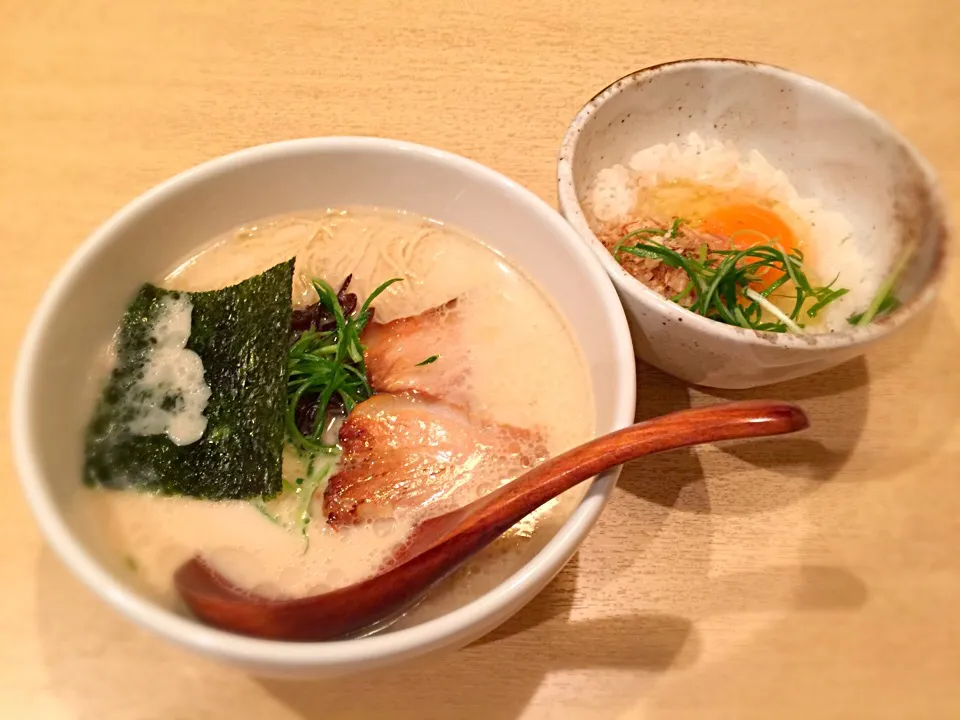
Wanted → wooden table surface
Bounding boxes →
[2,1,959,718]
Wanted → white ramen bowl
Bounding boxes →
[558,59,950,388]
[12,137,636,677]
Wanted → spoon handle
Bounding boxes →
[405,400,808,555]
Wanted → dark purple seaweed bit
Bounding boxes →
[291,276,358,333]
[294,392,321,436]
[294,393,345,437]
[336,275,358,319]
[290,305,319,332]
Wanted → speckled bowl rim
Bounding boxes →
[557,57,951,350]
[12,137,638,673]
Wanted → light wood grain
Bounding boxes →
[1,1,959,718]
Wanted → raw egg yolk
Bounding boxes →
[699,204,799,289]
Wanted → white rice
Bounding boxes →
[588,132,876,332]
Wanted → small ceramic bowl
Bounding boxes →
[558,58,950,389]
[12,137,636,677]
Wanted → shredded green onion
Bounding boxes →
[286,277,401,453]
[614,218,849,333]
[252,452,339,549]
[848,249,910,326]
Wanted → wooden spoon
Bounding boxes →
[175,400,808,641]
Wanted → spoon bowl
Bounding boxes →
[176,399,809,640]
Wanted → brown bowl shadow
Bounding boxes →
[35,522,868,720]
[617,352,869,516]
[258,555,700,720]
[35,545,697,720]
[256,561,868,720]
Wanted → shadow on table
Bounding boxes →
[35,531,869,720]
[257,554,698,720]
[617,349,870,516]
[35,545,694,720]
[638,302,960,719]
[257,563,869,720]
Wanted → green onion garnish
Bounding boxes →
[285,277,401,453]
[614,218,849,333]
[847,248,910,326]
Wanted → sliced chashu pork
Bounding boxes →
[322,393,546,527]
[361,299,468,405]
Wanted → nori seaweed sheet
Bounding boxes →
[84,259,295,500]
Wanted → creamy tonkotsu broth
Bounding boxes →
[75,207,594,627]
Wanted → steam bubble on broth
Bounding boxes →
[76,207,594,627]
